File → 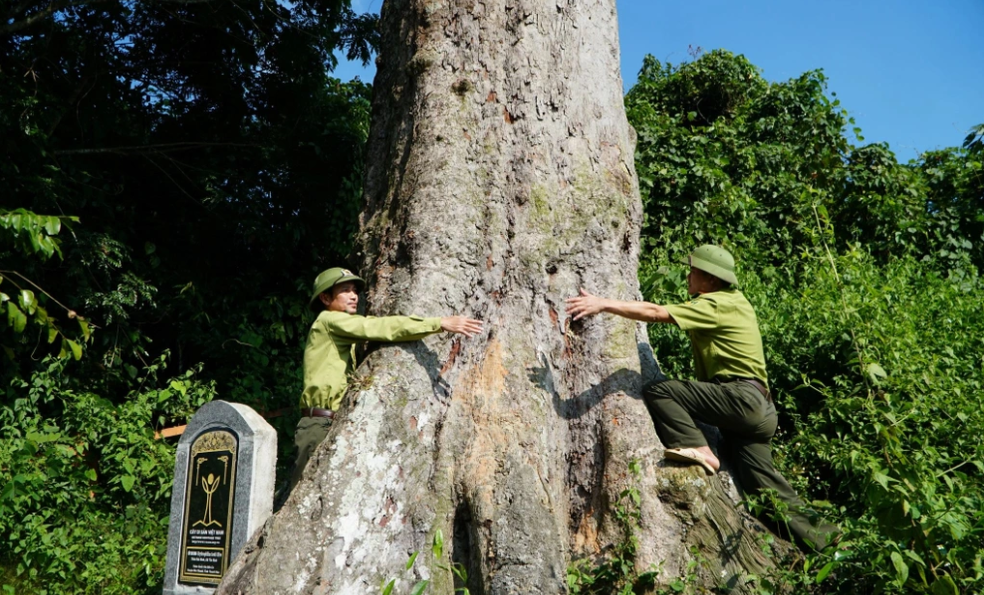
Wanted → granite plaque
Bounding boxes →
[163,401,276,595]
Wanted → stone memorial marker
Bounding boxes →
[163,401,277,595]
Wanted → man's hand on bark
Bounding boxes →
[441,316,484,338]
[565,289,606,320]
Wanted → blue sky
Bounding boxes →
[335,0,983,161]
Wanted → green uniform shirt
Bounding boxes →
[301,311,442,411]
[663,288,769,387]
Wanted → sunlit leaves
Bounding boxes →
[628,49,984,593]
[0,210,76,261]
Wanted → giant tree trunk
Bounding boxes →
[218,1,789,593]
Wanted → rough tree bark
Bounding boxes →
[218,1,790,593]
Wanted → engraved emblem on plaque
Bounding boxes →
[178,429,238,586]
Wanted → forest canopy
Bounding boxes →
[1,2,982,592]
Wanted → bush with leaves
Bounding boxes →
[629,49,984,593]
[0,354,216,594]
[1,0,377,592]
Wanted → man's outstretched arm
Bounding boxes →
[328,313,483,342]
[565,289,675,324]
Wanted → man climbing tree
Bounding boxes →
[217,1,788,593]
[567,244,840,552]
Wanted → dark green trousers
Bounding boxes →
[644,379,838,551]
[283,416,332,502]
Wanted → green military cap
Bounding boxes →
[309,267,365,312]
[687,245,739,285]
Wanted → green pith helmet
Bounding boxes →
[687,245,739,285]
[309,267,364,312]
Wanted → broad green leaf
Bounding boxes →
[27,431,62,443]
[19,289,36,313]
[78,318,90,340]
[815,561,835,583]
[865,362,888,385]
[890,551,908,586]
[406,551,419,570]
[381,579,395,595]
[67,339,82,360]
[44,216,61,235]
[121,476,136,492]
[432,528,444,559]
[409,580,430,595]
[7,302,27,333]
[930,575,959,595]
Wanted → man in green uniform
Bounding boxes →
[285,267,483,497]
[565,245,838,551]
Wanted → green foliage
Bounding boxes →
[627,49,983,280]
[757,254,984,593]
[0,209,77,261]
[380,530,471,595]
[0,353,216,594]
[1,0,377,592]
[628,49,984,593]
[0,210,90,365]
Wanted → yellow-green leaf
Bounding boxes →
[931,575,959,595]
[816,561,835,583]
[44,216,61,235]
[7,302,27,333]
[19,289,36,314]
[432,529,444,559]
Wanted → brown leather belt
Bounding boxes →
[300,407,335,419]
[715,377,771,402]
